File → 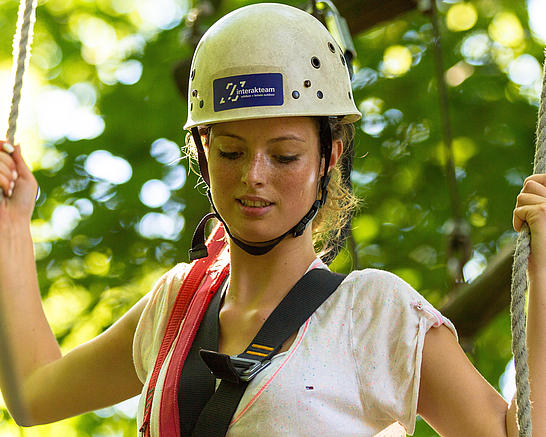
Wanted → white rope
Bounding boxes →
[6,0,37,145]
[2,0,37,201]
[510,53,546,437]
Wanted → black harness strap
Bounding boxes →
[178,278,226,436]
[185,268,346,436]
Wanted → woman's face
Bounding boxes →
[207,117,322,243]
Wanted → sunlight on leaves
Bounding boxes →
[488,12,525,48]
[381,45,413,77]
[446,2,478,32]
[85,251,112,276]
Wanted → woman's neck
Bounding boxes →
[225,230,318,311]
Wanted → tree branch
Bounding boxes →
[334,0,418,35]
[440,243,515,341]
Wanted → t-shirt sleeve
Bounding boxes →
[132,263,190,384]
[349,269,458,435]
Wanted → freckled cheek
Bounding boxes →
[208,160,240,203]
[278,169,318,203]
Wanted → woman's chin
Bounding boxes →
[227,223,290,245]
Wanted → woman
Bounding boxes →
[0,3,544,436]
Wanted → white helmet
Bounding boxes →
[183,2,362,130]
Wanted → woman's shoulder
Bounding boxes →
[343,267,427,301]
[148,262,191,306]
[133,262,191,381]
[342,267,457,336]
[342,267,419,299]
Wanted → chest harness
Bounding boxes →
[140,223,346,436]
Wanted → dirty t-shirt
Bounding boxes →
[133,262,457,436]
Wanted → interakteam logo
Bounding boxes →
[213,73,283,112]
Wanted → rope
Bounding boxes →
[6,0,37,145]
[2,0,37,202]
[511,53,546,437]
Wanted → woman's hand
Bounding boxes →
[0,141,39,222]
[513,174,546,273]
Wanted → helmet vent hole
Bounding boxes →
[328,42,336,53]
[192,89,198,97]
[199,100,204,108]
[311,57,321,69]
[340,54,346,66]
[304,80,311,88]
[348,91,352,100]
[190,102,193,110]
[317,90,323,99]
[292,90,300,99]
[191,69,195,80]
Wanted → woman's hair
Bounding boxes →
[312,118,360,258]
[184,117,360,257]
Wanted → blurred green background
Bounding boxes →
[0,0,544,435]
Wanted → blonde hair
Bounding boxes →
[312,120,360,258]
[184,118,360,256]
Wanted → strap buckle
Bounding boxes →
[200,349,271,384]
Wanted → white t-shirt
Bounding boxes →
[133,262,457,436]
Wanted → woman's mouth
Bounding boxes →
[237,198,274,216]
[238,199,272,207]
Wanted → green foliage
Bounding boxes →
[0,0,543,434]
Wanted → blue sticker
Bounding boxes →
[213,73,283,112]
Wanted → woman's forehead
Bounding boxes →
[210,116,319,140]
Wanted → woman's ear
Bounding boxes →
[328,139,343,171]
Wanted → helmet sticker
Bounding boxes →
[213,73,283,112]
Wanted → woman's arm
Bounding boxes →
[0,142,146,426]
[417,324,509,436]
[417,173,546,436]
[23,294,149,425]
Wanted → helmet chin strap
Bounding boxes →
[188,118,333,261]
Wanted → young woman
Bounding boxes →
[0,3,544,436]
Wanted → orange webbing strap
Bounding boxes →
[140,223,227,436]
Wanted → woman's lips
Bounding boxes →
[236,198,274,217]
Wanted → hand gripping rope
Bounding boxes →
[2,0,37,201]
[510,52,546,437]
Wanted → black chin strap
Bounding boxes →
[189,118,333,261]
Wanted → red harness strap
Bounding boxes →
[140,224,229,437]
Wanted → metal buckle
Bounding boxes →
[229,356,271,382]
[199,349,272,383]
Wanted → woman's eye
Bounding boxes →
[218,150,241,160]
[276,155,299,164]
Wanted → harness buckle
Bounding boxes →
[199,349,271,384]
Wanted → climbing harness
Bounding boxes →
[140,220,345,437]
[140,223,229,437]
[189,268,345,437]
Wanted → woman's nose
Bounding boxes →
[241,154,266,186]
